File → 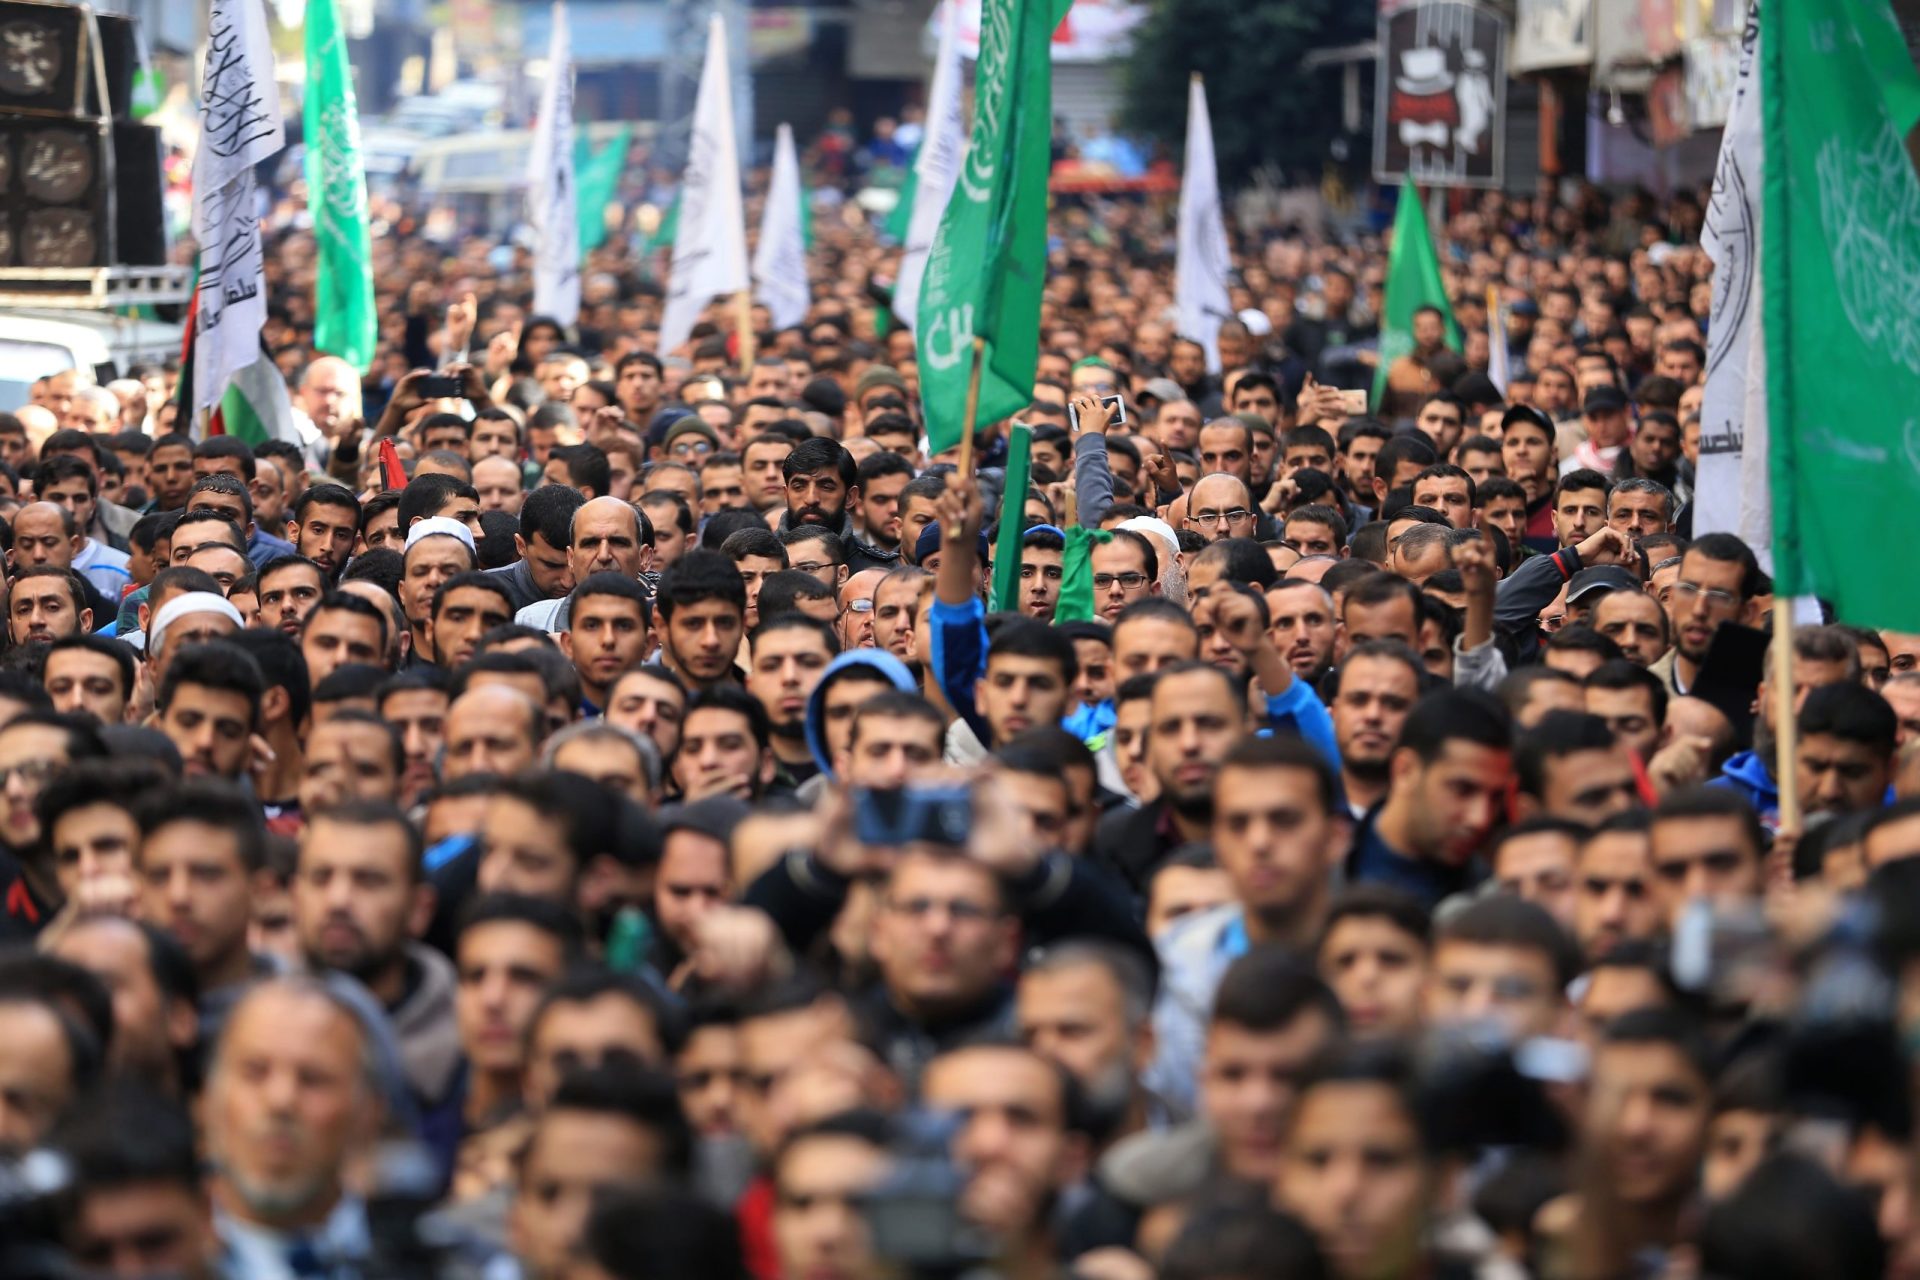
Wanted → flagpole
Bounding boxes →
[958,336,985,477]
[1771,597,1801,832]
[735,290,756,376]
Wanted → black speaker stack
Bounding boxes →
[0,0,166,270]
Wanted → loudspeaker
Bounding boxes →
[0,115,107,267]
[88,13,137,120]
[0,2,90,117]
[110,118,163,264]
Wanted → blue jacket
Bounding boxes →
[803,649,918,776]
[1710,750,1779,828]
[931,595,993,746]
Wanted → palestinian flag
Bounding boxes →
[208,354,302,449]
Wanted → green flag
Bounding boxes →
[886,154,919,243]
[576,125,634,253]
[303,0,375,371]
[916,0,1068,453]
[1373,183,1460,409]
[1053,526,1112,623]
[989,426,1033,613]
[1763,0,1920,628]
[644,193,681,256]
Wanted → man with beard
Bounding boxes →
[1329,641,1424,819]
[285,484,361,581]
[745,614,837,788]
[515,497,650,633]
[293,803,461,1161]
[1265,579,1338,685]
[1650,533,1765,696]
[1017,941,1162,1152]
[778,439,891,573]
[1347,687,1512,910]
[256,555,328,639]
[656,551,748,693]
[853,451,911,565]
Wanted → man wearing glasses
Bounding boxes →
[1185,473,1260,545]
[1090,531,1160,623]
[1650,533,1765,695]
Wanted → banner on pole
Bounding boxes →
[1374,1,1508,189]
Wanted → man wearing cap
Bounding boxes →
[147,591,246,686]
[1563,386,1634,477]
[1565,566,1641,630]
[661,419,723,468]
[399,520,479,669]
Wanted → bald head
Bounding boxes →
[13,502,77,569]
[1188,474,1254,543]
[443,684,544,780]
[299,356,361,432]
[569,495,645,578]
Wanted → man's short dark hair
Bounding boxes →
[1585,659,1669,726]
[156,640,264,721]
[1210,945,1343,1035]
[755,571,835,624]
[293,483,362,528]
[684,684,771,752]
[44,633,136,700]
[137,777,268,872]
[1217,733,1339,816]
[781,437,856,488]
[1398,687,1511,763]
[656,549,747,623]
[192,435,256,481]
[187,473,252,524]
[551,443,612,496]
[987,615,1078,685]
[1686,532,1766,602]
[1372,433,1437,486]
[1651,786,1766,860]
[569,571,653,624]
[229,628,312,728]
[1798,682,1898,758]
[1437,893,1582,988]
[519,481,587,550]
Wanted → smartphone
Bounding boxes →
[852,785,972,847]
[417,373,464,399]
[1099,394,1128,426]
[1335,389,1370,415]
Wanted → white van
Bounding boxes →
[0,310,185,411]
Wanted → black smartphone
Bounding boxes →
[852,785,972,847]
[417,373,464,399]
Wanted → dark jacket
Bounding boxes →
[776,508,897,574]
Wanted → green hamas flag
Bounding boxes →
[1373,183,1459,408]
[916,0,1069,453]
[303,0,375,371]
[576,125,634,253]
[1053,526,1111,623]
[644,194,680,255]
[1762,0,1920,629]
[989,426,1033,613]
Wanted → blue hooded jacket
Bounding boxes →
[804,649,919,777]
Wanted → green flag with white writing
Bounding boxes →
[1373,183,1459,409]
[303,0,375,371]
[1763,0,1920,628]
[915,0,1069,453]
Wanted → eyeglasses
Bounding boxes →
[1093,572,1150,591]
[670,439,714,458]
[792,561,836,576]
[845,598,874,612]
[1190,509,1252,528]
[0,760,57,790]
[1672,581,1739,609]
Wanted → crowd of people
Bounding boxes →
[1,172,1918,1280]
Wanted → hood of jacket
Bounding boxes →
[389,941,463,1105]
[803,648,918,776]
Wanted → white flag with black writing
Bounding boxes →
[1175,74,1233,373]
[190,0,285,418]
[892,0,966,333]
[528,0,580,327]
[753,124,809,330]
[659,14,750,357]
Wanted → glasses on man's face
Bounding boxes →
[1672,580,1739,610]
[792,561,835,576]
[1191,508,1252,528]
[671,439,714,458]
[1093,572,1149,592]
[0,760,57,790]
[1018,564,1064,583]
[845,598,874,613]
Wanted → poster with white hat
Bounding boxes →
[1375,1,1507,189]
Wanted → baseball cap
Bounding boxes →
[1583,386,1630,415]
[1566,565,1639,605]
[1138,378,1185,405]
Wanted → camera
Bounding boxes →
[862,1110,995,1276]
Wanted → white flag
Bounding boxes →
[1697,13,1770,557]
[1175,74,1233,374]
[892,0,966,333]
[527,0,580,327]
[190,0,285,419]
[753,123,809,330]
[659,14,751,358]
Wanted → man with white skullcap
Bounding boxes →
[398,518,478,666]
[146,590,245,685]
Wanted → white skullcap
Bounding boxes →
[1237,308,1273,337]
[1117,516,1179,563]
[403,517,476,554]
[150,592,244,650]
